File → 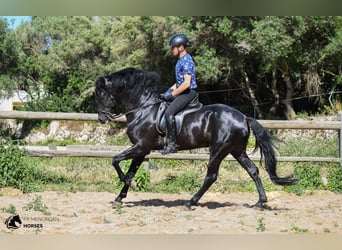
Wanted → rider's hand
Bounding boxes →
[160,89,175,101]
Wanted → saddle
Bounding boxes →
[156,95,203,136]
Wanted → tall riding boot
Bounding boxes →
[161,118,178,155]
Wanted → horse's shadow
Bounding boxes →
[120,198,287,211]
[123,199,233,209]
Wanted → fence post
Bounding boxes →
[339,112,342,167]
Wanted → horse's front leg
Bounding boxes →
[112,145,141,182]
[111,145,147,204]
[112,156,145,206]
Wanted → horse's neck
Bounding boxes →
[123,95,159,122]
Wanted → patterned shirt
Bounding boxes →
[175,53,198,89]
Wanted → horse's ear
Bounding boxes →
[104,77,112,88]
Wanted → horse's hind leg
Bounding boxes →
[233,151,267,208]
[184,146,226,210]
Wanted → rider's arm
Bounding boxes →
[172,74,191,96]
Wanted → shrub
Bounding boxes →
[152,172,202,193]
[327,164,342,193]
[0,121,12,138]
[284,162,342,194]
[0,139,40,192]
[284,163,324,195]
[113,161,150,192]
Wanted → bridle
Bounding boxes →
[101,92,162,122]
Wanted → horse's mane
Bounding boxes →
[110,67,167,95]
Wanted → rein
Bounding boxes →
[102,99,163,122]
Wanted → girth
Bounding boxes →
[156,94,203,136]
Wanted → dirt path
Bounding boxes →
[1,189,341,234]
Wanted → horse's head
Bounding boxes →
[95,76,118,124]
[95,68,162,123]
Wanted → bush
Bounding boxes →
[152,172,202,193]
[0,121,12,138]
[0,139,41,192]
[113,161,151,192]
[284,162,342,194]
[327,164,342,193]
[284,163,324,195]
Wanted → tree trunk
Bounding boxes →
[242,70,264,119]
[269,67,280,116]
[280,61,296,120]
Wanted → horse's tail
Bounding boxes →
[246,117,297,186]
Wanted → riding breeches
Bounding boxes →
[164,89,197,127]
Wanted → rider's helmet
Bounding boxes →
[168,34,190,48]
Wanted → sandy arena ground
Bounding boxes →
[1,188,341,234]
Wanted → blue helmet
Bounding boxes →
[168,34,190,48]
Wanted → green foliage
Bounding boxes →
[22,92,76,112]
[278,137,338,158]
[295,164,324,190]
[326,164,342,193]
[23,194,51,215]
[0,138,340,195]
[0,204,17,214]
[0,139,73,192]
[152,172,202,193]
[1,16,341,118]
[113,204,125,215]
[0,75,13,98]
[256,217,266,232]
[0,139,38,192]
[290,225,309,234]
[0,121,12,138]
[113,161,151,192]
[284,163,342,194]
[132,167,150,191]
[193,46,221,81]
[275,137,341,194]
[251,17,295,61]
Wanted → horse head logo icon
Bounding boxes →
[5,214,22,230]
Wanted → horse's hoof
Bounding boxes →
[111,200,123,208]
[243,201,266,210]
[183,201,196,211]
[183,205,192,211]
[255,199,268,208]
[110,198,123,207]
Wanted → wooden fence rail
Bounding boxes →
[0,110,126,122]
[19,145,340,163]
[1,110,341,129]
[1,110,342,164]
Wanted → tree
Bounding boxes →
[18,16,116,112]
[1,16,341,119]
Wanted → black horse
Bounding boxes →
[95,67,296,209]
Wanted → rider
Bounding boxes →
[159,34,198,154]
